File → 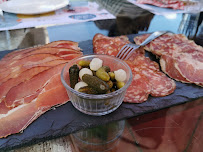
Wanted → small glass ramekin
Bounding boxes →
[61,54,132,116]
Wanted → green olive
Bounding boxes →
[116,81,125,89]
[108,72,115,80]
[78,60,90,67]
[96,66,110,81]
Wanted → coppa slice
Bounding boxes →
[134,33,203,86]
[5,64,66,108]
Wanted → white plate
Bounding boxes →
[0,0,69,15]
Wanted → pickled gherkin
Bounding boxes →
[69,64,79,88]
[78,86,98,94]
[82,74,110,94]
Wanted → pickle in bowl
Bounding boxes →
[61,54,132,116]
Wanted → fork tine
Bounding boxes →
[117,46,129,59]
[120,47,134,60]
[116,44,128,58]
[124,47,139,60]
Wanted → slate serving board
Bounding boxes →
[0,34,203,151]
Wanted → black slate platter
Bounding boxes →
[0,34,203,151]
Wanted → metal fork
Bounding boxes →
[116,31,168,60]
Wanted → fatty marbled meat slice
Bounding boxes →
[44,40,81,51]
[0,101,11,115]
[0,48,81,66]
[124,61,151,103]
[0,66,51,101]
[131,54,176,97]
[60,53,82,60]
[93,34,176,103]
[0,59,69,85]
[0,75,69,138]
[5,63,66,108]
[0,40,81,63]
[134,33,203,86]
[93,33,130,56]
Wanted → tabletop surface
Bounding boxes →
[0,0,203,152]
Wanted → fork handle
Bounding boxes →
[140,31,167,46]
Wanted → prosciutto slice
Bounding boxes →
[5,64,66,108]
[0,82,69,138]
[0,58,69,85]
[134,33,203,86]
[93,33,176,103]
[0,66,51,100]
[0,40,80,138]
[1,40,81,63]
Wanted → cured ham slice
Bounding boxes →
[0,66,51,100]
[0,59,69,84]
[134,33,203,86]
[45,40,81,51]
[0,40,80,138]
[60,54,82,60]
[1,54,61,71]
[0,101,11,114]
[0,48,81,66]
[93,33,176,103]
[1,40,81,63]
[0,72,69,138]
[5,64,66,108]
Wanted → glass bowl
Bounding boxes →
[61,54,132,116]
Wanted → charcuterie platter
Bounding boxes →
[0,33,202,151]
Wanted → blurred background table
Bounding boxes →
[0,0,202,151]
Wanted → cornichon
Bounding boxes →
[78,86,98,94]
[69,64,79,88]
[82,74,110,94]
[96,66,110,81]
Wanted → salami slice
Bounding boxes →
[124,61,151,103]
[93,33,176,103]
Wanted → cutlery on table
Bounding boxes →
[116,31,168,60]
